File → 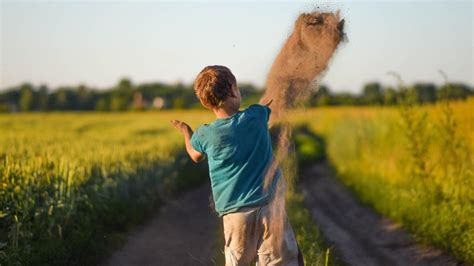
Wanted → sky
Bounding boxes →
[1,0,473,93]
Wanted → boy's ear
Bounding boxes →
[229,85,238,98]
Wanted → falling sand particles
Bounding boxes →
[259,10,346,252]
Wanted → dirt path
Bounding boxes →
[103,163,462,266]
[104,183,221,266]
[301,163,462,266]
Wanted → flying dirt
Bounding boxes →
[261,11,345,123]
[260,11,346,252]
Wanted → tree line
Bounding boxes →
[0,79,472,112]
[312,82,472,106]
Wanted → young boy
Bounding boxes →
[171,65,301,265]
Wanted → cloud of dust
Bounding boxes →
[259,11,346,254]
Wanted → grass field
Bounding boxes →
[0,111,215,265]
[290,97,474,263]
[1,98,472,264]
[1,111,335,265]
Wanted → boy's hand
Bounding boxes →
[171,120,192,135]
[170,120,204,163]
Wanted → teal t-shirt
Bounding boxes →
[190,104,281,216]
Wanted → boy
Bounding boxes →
[171,65,301,265]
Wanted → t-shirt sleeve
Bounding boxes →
[248,104,271,122]
[262,105,271,121]
[190,128,205,153]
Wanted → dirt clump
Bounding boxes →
[261,11,345,123]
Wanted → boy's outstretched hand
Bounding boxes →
[171,120,192,135]
[170,120,204,163]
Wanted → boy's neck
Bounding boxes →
[213,105,240,119]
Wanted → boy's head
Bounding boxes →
[194,65,240,109]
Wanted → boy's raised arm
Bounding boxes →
[259,98,273,108]
[170,120,205,163]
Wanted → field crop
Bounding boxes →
[290,98,474,263]
[2,98,471,265]
[0,111,213,265]
[0,110,338,265]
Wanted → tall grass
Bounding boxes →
[290,98,474,263]
[0,111,212,265]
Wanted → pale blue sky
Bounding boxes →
[1,0,472,93]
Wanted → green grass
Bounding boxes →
[0,111,213,265]
[289,98,474,263]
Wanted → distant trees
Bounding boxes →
[411,83,436,104]
[310,85,331,106]
[0,78,200,112]
[362,82,383,105]
[383,87,397,105]
[38,85,49,111]
[19,84,34,111]
[437,83,471,100]
[110,78,133,111]
[0,79,472,112]
[310,81,472,107]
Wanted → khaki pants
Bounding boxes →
[223,199,302,266]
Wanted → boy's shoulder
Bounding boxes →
[246,104,271,121]
[194,123,211,135]
[247,103,267,110]
[191,124,211,153]
[196,104,270,133]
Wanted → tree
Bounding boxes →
[55,89,70,110]
[172,97,185,109]
[38,85,49,111]
[110,78,134,111]
[437,83,472,100]
[95,98,109,111]
[240,83,263,106]
[332,92,361,106]
[362,82,383,105]
[117,78,133,92]
[411,83,436,104]
[109,96,127,111]
[19,83,34,112]
[311,85,332,106]
[383,87,397,105]
[76,85,90,110]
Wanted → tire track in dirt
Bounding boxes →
[104,183,221,266]
[301,163,462,266]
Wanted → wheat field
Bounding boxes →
[1,98,472,264]
[290,98,474,262]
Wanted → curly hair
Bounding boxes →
[194,65,236,109]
